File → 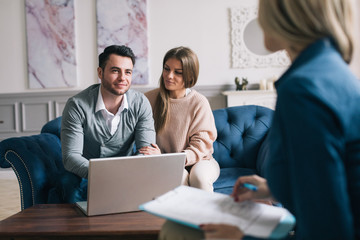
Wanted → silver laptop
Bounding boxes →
[76,152,186,216]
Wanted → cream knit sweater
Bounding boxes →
[145,89,217,166]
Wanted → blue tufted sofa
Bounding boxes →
[0,105,273,210]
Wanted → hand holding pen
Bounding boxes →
[231,175,272,202]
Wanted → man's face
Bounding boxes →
[98,54,133,96]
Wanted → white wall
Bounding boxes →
[0,0,287,94]
[0,0,359,94]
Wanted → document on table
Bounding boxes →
[139,185,295,238]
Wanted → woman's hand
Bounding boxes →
[231,175,272,202]
[200,224,244,239]
[138,143,161,155]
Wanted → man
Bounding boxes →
[60,45,155,201]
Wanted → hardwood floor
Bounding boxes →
[0,169,21,221]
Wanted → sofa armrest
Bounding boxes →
[41,117,62,139]
[0,133,63,210]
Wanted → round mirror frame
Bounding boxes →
[230,6,290,68]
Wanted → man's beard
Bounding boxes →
[102,76,129,96]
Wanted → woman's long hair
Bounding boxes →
[153,47,199,133]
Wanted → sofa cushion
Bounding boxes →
[213,167,257,194]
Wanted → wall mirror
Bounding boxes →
[243,19,270,56]
[230,6,290,68]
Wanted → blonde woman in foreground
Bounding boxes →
[158,0,360,239]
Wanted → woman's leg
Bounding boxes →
[159,220,204,240]
[182,168,190,186]
[189,158,220,192]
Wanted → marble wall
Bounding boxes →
[25,0,77,89]
[96,0,149,85]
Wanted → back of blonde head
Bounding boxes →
[258,0,355,63]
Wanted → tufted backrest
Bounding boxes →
[213,105,273,172]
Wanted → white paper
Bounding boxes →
[140,186,292,238]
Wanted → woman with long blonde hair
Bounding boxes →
[139,46,220,192]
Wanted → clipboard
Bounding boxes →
[139,185,295,239]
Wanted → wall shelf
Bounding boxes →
[222,90,277,110]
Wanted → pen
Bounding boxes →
[243,183,258,192]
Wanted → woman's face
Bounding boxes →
[258,2,287,53]
[258,3,296,61]
[263,31,285,52]
[263,28,297,61]
[162,57,186,98]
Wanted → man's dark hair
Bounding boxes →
[98,45,136,70]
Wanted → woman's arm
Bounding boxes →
[184,97,217,166]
